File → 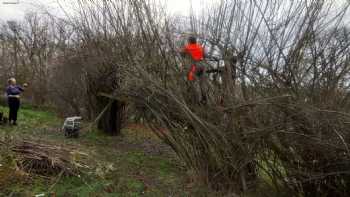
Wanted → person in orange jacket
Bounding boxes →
[181,36,207,104]
[181,36,205,80]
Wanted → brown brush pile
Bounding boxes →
[119,72,350,195]
[104,1,350,195]
[0,140,87,177]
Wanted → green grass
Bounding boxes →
[0,105,60,135]
[0,105,197,196]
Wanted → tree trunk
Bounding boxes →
[98,99,126,136]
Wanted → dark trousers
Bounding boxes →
[8,97,20,123]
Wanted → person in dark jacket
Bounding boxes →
[6,78,27,125]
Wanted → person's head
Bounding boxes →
[8,77,16,85]
[188,36,197,44]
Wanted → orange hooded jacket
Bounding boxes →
[183,43,204,81]
[183,43,204,61]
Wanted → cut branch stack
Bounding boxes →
[1,140,86,177]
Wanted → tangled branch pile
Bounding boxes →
[124,67,350,195]
[100,0,350,195]
[1,140,86,177]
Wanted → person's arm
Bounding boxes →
[17,86,24,92]
[16,83,28,92]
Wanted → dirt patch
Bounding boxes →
[123,124,174,156]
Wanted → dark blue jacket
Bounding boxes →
[6,85,24,96]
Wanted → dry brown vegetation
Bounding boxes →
[0,0,349,196]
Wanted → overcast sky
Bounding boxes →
[0,0,208,21]
[0,0,349,22]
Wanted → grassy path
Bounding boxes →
[0,106,205,196]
